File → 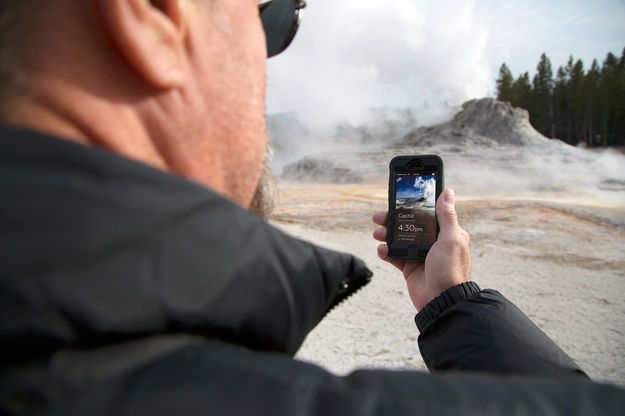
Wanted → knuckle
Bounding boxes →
[445,210,458,223]
[440,231,463,248]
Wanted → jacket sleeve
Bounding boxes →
[416,282,588,377]
[37,340,624,416]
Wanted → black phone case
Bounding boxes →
[387,155,444,260]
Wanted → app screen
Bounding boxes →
[393,173,437,245]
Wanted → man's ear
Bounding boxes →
[95,0,188,89]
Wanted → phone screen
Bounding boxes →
[392,172,437,246]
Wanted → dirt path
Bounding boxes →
[271,182,625,386]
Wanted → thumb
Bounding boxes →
[436,189,459,234]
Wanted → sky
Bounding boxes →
[266,0,625,130]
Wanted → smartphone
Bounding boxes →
[387,155,444,260]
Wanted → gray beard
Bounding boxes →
[248,144,278,220]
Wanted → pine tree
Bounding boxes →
[599,53,619,145]
[554,65,569,142]
[496,63,515,103]
[532,53,555,137]
[512,72,533,113]
[618,49,625,146]
[569,59,585,142]
[584,59,601,144]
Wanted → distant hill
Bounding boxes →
[396,98,566,150]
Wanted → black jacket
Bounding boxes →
[1,128,624,415]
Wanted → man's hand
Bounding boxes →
[372,189,471,311]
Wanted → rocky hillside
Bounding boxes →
[278,98,625,209]
[396,98,560,149]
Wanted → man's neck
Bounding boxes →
[1,77,170,173]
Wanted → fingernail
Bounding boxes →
[445,189,455,204]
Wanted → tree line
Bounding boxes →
[496,48,625,147]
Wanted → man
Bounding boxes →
[0,0,623,414]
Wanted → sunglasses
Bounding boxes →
[259,0,306,58]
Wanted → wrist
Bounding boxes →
[414,281,481,331]
[417,279,470,311]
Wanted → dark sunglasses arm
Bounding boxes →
[259,0,306,13]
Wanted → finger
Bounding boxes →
[436,189,460,240]
[372,211,388,227]
[376,244,406,271]
[372,226,387,242]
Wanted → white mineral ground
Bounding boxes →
[270,99,625,386]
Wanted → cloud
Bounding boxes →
[266,0,493,130]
